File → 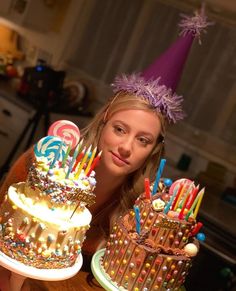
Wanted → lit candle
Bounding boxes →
[144,178,151,200]
[152,159,166,195]
[49,141,63,169]
[86,151,102,177]
[75,145,92,179]
[193,188,205,219]
[133,205,141,235]
[85,146,97,175]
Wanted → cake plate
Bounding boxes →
[0,250,83,291]
[91,248,186,291]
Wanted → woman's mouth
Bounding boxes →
[111,152,130,166]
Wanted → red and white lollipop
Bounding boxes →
[48,120,80,149]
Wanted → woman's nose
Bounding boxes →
[118,138,133,157]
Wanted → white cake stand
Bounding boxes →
[0,250,83,291]
[91,248,187,291]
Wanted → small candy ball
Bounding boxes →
[183,243,198,257]
[163,178,173,187]
[196,232,206,242]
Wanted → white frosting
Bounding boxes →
[8,184,92,228]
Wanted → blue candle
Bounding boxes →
[163,186,178,214]
[133,205,141,235]
[152,158,166,195]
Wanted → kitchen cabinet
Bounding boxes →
[0,0,71,32]
[0,94,34,170]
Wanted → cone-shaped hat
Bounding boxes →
[112,6,211,123]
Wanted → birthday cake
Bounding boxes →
[0,121,100,269]
[101,178,205,290]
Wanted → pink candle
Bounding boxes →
[86,151,102,176]
[144,178,151,200]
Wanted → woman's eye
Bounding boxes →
[138,137,150,146]
[114,125,125,134]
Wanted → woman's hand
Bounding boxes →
[0,266,11,291]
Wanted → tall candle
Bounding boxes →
[185,189,203,221]
[163,186,178,214]
[72,147,86,172]
[134,205,141,235]
[186,185,199,209]
[178,186,193,220]
[193,188,205,219]
[171,183,184,210]
[86,151,102,177]
[61,144,71,168]
[152,159,166,195]
[66,143,80,178]
[75,145,92,179]
[85,146,97,175]
[144,178,151,200]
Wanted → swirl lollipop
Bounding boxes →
[34,136,67,164]
[48,120,80,149]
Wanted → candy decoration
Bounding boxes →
[34,136,66,163]
[48,120,80,149]
[191,222,203,236]
[196,232,206,242]
[169,178,192,196]
[183,243,198,256]
[49,141,63,169]
[152,159,166,195]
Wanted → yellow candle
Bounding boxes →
[75,145,91,179]
[85,146,97,175]
[193,188,205,219]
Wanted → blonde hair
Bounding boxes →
[81,93,166,211]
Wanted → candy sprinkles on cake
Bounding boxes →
[102,159,206,290]
[32,135,101,209]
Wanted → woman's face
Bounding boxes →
[98,109,162,178]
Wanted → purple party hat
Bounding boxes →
[112,6,212,123]
[142,5,210,91]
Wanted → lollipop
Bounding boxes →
[48,120,80,149]
[34,136,67,164]
[169,178,192,196]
